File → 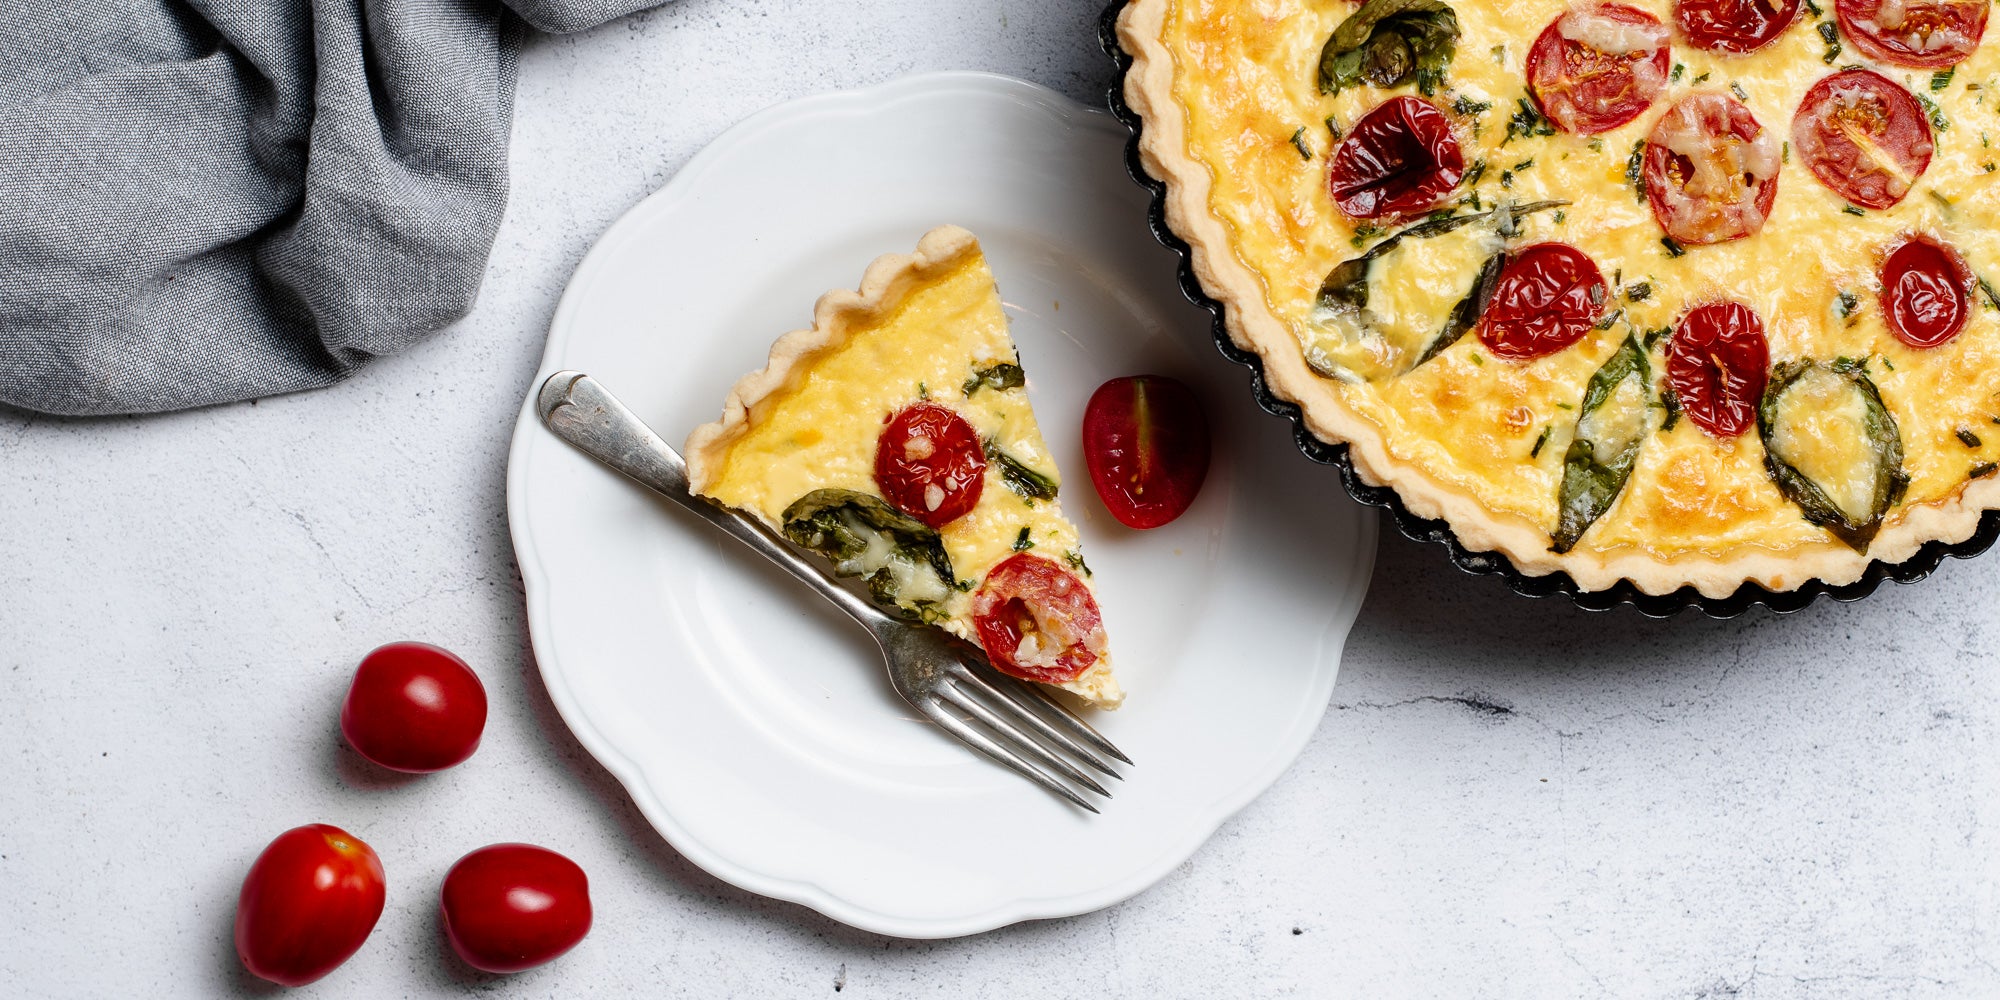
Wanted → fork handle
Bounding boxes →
[535,370,893,631]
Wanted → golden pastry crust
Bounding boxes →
[1118,0,2000,598]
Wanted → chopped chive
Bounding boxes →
[1453,95,1492,116]
[1958,428,1984,449]
[1835,290,1859,317]
[1818,21,1841,63]
[1932,68,1955,92]
[1671,63,1686,83]
[1973,462,1998,481]
[1842,204,1866,216]
[1661,236,1686,258]
[1730,81,1749,101]
[1013,527,1034,551]
[1530,426,1552,458]
[1290,126,1312,160]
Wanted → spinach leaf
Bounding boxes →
[1758,361,1908,552]
[1552,336,1651,553]
[781,489,955,619]
[1319,0,1461,97]
[963,362,1025,396]
[988,441,1059,501]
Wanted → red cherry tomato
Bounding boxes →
[1527,5,1672,134]
[1881,235,1971,348]
[1082,375,1210,530]
[1328,96,1465,220]
[1836,0,1988,68]
[971,553,1106,685]
[1477,242,1607,360]
[1676,0,1801,53]
[340,641,488,773]
[1667,302,1771,437]
[1645,92,1781,246]
[234,824,386,987]
[440,844,593,974]
[1792,69,1934,210]
[874,402,986,528]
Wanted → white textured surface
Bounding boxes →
[2,1,1996,996]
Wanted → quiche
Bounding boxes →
[1119,0,2000,597]
[685,226,1122,707]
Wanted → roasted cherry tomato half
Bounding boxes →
[971,553,1106,685]
[1676,0,1801,53]
[874,402,986,528]
[1527,4,1672,134]
[1644,92,1781,246]
[1881,235,1972,348]
[1792,69,1934,210]
[1668,301,1771,438]
[1477,242,1607,360]
[441,844,593,974]
[1082,375,1210,530]
[1836,0,1989,68]
[234,824,386,987]
[1328,96,1465,220]
[340,641,488,773]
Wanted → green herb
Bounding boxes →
[1512,157,1536,173]
[916,381,928,399]
[1730,81,1749,101]
[1958,427,1985,449]
[988,441,1058,501]
[1290,126,1313,160]
[1326,115,1344,141]
[1553,210,1567,224]
[1491,43,1506,64]
[1882,358,1894,371]
[1759,361,1909,552]
[1556,402,1575,411]
[1933,68,1956,92]
[1930,190,1954,210]
[781,489,956,619]
[1842,204,1866,216]
[1504,99,1555,144]
[1062,549,1091,573]
[1832,355,1868,375]
[963,362,1026,396]
[1553,336,1651,553]
[1642,325,1672,350]
[1671,63,1686,83]
[1500,169,1514,188]
[1660,388,1683,433]
[1588,138,1605,153]
[1530,425,1552,459]
[1985,163,1996,173]
[1013,527,1035,551]
[1692,71,1710,84]
[1626,140,1647,202]
[1818,21,1841,63]
[1917,92,1950,130]
[1803,0,1823,17]
[1319,0,1462,96]
[1626,282,1652,302]
[1782,140,1791,164]
[1661,236,1686,258]
[1974,462,1999,481]
[1979,277,2000,310]
[1836,290,1859,317]
[1463,158,1488,187]
[1453,94,1491,116]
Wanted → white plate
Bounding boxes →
[505,72,1377,938]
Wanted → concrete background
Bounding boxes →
[3,1,1996,996]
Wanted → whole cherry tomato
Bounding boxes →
[440,844,593,974]
[1881,236,1971,349]
[234,824,386,987]
[1082,375,1210,529]
[340,641,488,773]
[874,402,986,528]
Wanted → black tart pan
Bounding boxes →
[1097,1,1998,618]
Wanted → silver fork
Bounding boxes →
[535,371,1131,811]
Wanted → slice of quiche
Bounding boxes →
[685,226,1121,708]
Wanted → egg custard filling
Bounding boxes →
[685,226,1121,707]
[1120,0,2000,596]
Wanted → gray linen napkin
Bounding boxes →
[0,0,665,416]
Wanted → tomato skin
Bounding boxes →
[1792,69,1933,210]
[1526,5,1671,134]
[1477,243,1607,360]
[1676,0,1801,53]
[1881,236,1971,349]
[441,844,593,974]
[971,554,1105,685]
[1644,92,1781,246]
[1667,301,1770,438]
[1328,96,1465,220]
[234,825,386,987]
[1082,376,1210,530]
[340,642,488,773]
[874,402,987,528]
[1836,0,1988,69]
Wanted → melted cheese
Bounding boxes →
[1162,0,2000,559]
[1768,367,1883,522]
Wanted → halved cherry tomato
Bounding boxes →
[1881,235,1971,348]
[1527,4,1672,134]
[1668,301,1770,437]
[1082,375,1210,530]
[1836,0,1989,69]
[1644,92,1781,246]
[874,402,986,528]
[1676,0,1801,53]
[1477,242,1608,360]
[441,844,593,974]
[235,824,386,987]
[1792,69,1934,210]
[1328,96,1465,220]
[971,553,1106,685]
[340,641,488,773]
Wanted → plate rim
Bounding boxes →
[505,69,1377,938]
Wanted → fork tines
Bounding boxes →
[921,661,1130,812]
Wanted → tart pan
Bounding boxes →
[1096,1,2000,618]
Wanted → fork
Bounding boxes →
[534,371,1131,811]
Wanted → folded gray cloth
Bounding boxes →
[0,0,665,416]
